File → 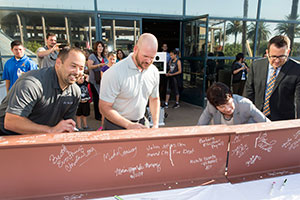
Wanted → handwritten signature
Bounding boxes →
[282,130,300,151]
[245,155,261,167]
[103,146,137,162]
[255,132,277,152]
[49,145,98,172]
[232,144,249,158]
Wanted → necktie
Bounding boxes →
[263,69,277,116]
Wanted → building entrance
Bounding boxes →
[142,19,180,53]
[142,19,180,102]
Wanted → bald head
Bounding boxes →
[133,33,158,71]
[136,33,158,51]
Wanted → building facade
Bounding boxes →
[0,0,299,106]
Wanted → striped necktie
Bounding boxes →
[263,68,278,116]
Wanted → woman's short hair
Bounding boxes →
[206,82,232,108]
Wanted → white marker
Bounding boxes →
[280,179,287,191]
[269,181,276,195]
[74,127,79,132]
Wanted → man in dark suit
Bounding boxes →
[245,35,300,121]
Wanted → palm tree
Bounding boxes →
[288,0,299,53]
[226,21,242,46]
[242,0,249,55]
[248,22,271,55]
[275,14,300,37]
[214,30,227,46]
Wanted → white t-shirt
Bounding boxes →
[100,53,159,120]
[220,115,234,125]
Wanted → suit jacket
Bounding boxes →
[197,95,269,125]
[244,58,300,121]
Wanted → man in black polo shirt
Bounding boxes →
[0,47,86,135]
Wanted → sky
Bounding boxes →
[0,0,298,44]
[1,0,296,21]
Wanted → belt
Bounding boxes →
[103,117,145,131]
[131,117,145,123]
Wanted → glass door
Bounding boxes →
[180,15,208,107]
[101,19,140,55]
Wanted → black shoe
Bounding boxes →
[172,103,180,109]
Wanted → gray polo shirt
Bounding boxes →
[36,46,58,68]
[100,53,159,121]
[0,67,81,135]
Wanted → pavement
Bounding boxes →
[84,101,203,131]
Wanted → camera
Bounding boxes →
[152,52,167,74]
[58,43,68,49]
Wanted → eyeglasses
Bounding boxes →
[268,55,288,61]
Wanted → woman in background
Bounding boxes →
[87,41,106,121]
[164,49,182,109]
[116,49,126,62]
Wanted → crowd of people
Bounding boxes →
[0,34,299,135]
[0,33,182,135]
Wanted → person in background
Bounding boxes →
[206,52,216,90]
[245,35,300,121]
[116,49,126,62]
[99,33,160,130]
[36,32,60,68]
[98,52,117,130]
[87,41,106,121]
[231,53,249,96]
[216,51,225,82]
[161,43,171,64]
[198,82,269,125]
[103,44,109,63]
[164,49,182,109]
[0,48,86,135]
[2,40,37,93]
[76,74,91,131]
[160,43,171,102]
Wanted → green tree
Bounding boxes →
[214,30,227,46]
[25,41,42,53]
[224,43,242,57]
[226,21,242,46]
[275,16,300,55]
[247,22,271,56]
[275,14,300,36]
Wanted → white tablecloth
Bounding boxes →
[96,173,300,200]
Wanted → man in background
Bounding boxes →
[37,32,60,68]
[245,35,300,121]
[162,43,171,64]
[99,33,160,130]
[2,40,37,93]
[0,48,85,135]
[231,52,248,96]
